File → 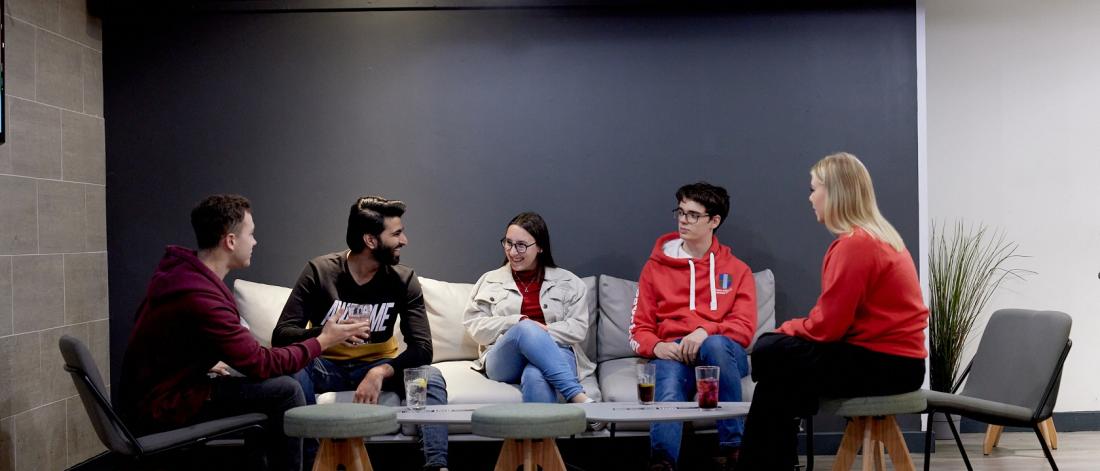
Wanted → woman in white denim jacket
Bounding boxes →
[463,212,596,403]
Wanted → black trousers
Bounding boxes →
[195,375,307,471]
[738,333,925,470]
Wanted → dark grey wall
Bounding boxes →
[106,5,918,389]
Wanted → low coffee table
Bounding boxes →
[395,404,492,425]
[574,401,750,438]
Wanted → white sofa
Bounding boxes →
[234,270,775,434]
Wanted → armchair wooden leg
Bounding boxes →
[1041,418,1058,450]
[984,425,1004,455]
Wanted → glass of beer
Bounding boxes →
[695,365,719,409]
[636,362,656,404]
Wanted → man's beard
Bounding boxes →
[372,242,401,265]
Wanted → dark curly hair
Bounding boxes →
[191,194,252,249]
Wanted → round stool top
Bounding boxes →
[284,403,398,439]
[819,390,927,417]
[471,403,586,439]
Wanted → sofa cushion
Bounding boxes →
[233,279,292,347]
[750,269,776,349]
[579,276,600,365]
[435,360,524,404]
[596,275,639,363]
[417,277,480,362]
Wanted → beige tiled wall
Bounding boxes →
[0,0,107,469]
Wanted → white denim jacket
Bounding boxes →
[463,265,596,384]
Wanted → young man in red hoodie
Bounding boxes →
[119,195,371,470]
[630,182,758,471]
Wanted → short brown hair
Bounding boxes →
[190,194,251,249]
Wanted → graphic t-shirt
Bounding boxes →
[272,252,433,372]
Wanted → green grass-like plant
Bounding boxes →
[928,221,1032,392]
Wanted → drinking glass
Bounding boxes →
[636,363,656,404]
[404,367,429,410]
[695,365,719,409]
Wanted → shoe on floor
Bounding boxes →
[649,458,675,471]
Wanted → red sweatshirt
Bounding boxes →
[777,228,928,359]
[630,233,757,357]
[120,246,322,432]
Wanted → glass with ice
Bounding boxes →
[404,367,429,410]
[695,365,719,409]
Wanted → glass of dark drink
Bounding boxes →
[695,366,719,409]
[636,362,656,404]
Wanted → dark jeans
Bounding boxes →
[738,333,925,471]
[194,375,307,471]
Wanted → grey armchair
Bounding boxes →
[922,309,1072,471]
[59,335,268,468]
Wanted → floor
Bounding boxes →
[75,431,1098,470]
[806,431,1097,471]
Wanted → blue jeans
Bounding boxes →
[484,320,584,402]
[650,335,749,465]
[295,357,449,468]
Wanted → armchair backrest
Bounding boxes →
[58,335,142,456]
[961,309,1072,421]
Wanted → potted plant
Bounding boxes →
[927,221,1031,432]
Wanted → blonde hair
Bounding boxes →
[811,152,905,251]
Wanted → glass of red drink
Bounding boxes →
[636,362,656,404]
[695,366,719,409]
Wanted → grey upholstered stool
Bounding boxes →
[819,391,926,471]
[284,403,398,471]
[472,403,586,471]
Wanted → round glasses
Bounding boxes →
[501,238,537,253]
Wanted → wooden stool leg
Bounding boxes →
[533,438,568,471]
[871,419,886,471]
[880,416,916,471]
[861,418,875,471]
[311,438,370,471]
[494,439,522,471]
[313,438,336,471]
[523,438,534,471]
[1040,418,1058,450]
[984,425,1004,455]
[833,417,864,471]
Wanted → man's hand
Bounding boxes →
[208,361,231,376]
[317,317,371,350]
[354,364,394,404]
[680,327,709,364]
[653,342,684,362]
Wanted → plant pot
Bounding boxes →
[931,413,961,440]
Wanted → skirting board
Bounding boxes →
[961,411,1100,433]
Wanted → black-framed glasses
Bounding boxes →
[501,238,537,253]
[673,208,710,224]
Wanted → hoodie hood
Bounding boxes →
[648,232,730,311]
[146,245,233,305]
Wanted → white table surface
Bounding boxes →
[574,401,750,423]
[393,401,750,425]
[394,404,494,425]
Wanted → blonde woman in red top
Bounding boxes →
[738,153,929,470]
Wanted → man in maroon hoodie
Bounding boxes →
[630,182,758,471]
[119,194,371,470]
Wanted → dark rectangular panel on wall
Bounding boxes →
[105,3,918,401]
